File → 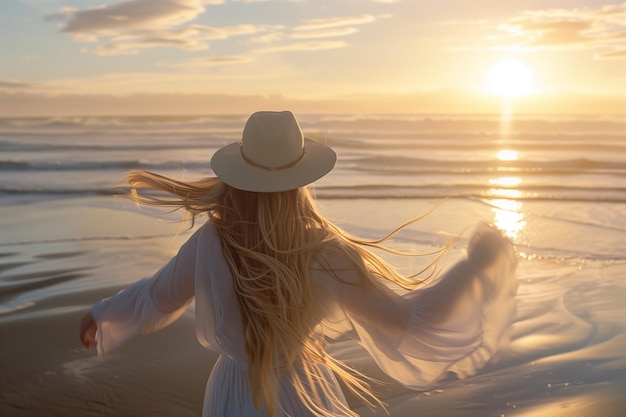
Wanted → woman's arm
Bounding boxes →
[81,225,204,354]
[318,224,518,389]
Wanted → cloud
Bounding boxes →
[48,0,276,55]
[90,23,269,55]
[173,55,254,67]
[290,27,359,39]
[496,2,626,58]
[596,49,626,59]
[96,37,207,55]
[253,40,349,53]
[294,14,381,31]
[253,40,349,54]
[0,79,39,91]
[192,23,268,39]
[440,19,488,26]
[250,32,285,43]
[285,13,386,45]
[52,0,218,34]
[48,2,387,57]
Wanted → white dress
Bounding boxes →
[91,222,518,416]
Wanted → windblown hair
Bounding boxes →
[121,170,451,417]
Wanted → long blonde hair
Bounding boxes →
[121,170,450,417]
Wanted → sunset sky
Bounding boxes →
[1,0,625,115]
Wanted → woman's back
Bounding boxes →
[81,111,518,417]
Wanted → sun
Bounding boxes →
[487,59,535,97]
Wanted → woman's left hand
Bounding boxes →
[80,311,98,349]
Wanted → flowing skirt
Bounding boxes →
[203,355,349,417]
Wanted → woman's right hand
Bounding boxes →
[467,223,514,270]
[80,311,98,349]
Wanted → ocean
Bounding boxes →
[1,113,625,416]
[2,114,625,204]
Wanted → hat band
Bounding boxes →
[240,144,306,171]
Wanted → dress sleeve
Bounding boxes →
[324,223,518,389]
[91,226,203,356]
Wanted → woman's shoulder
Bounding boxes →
[187,219,221,247]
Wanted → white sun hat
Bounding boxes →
[210,111,336,192]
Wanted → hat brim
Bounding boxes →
[210,138,336,192]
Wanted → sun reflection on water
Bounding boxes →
[488,174,523,200]
[496,149,519,161]
[490,198,526,239]
[489,176,522,187]
[489,149,525,238]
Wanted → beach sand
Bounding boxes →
[1,197,625,416]
[0,199,213,416]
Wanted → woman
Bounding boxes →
[80,111,518,417]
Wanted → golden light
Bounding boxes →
[496,149,519,161]
[489,188,522,199]
[487,59,534,97]
[490,199,526,240]
[488,175,522,204]
[489,176,522,187]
